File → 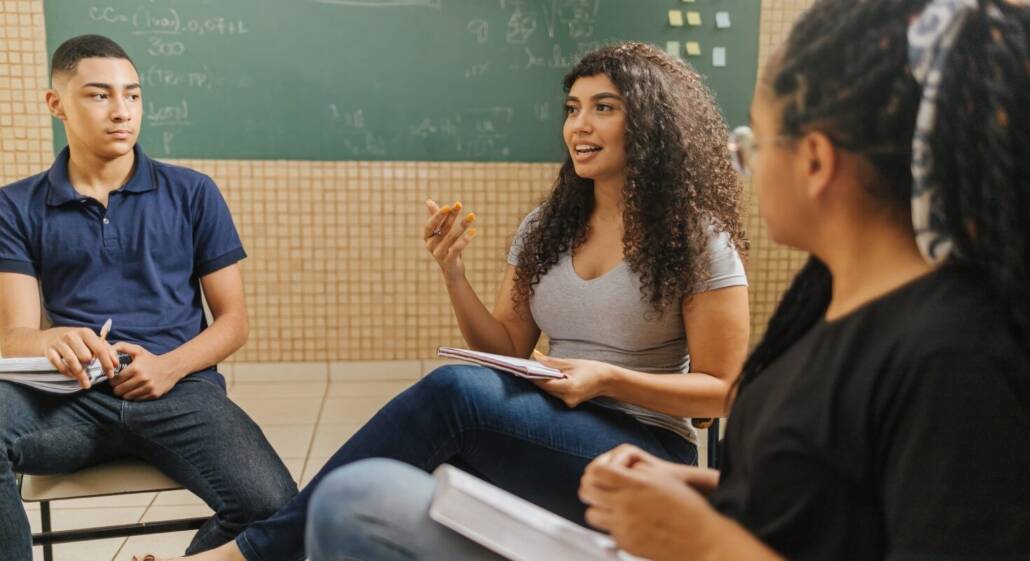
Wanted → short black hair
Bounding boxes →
[50,34,134,79]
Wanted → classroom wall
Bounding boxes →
[0,0,811,362]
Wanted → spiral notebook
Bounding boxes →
[0,354,131,394]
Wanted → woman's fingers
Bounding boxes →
[432,209,476,260]
[423,201,451,241]
[425,201,461,249]
[446,226,478,259]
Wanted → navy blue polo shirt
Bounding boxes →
[0,145,245,390]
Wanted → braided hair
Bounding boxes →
[512,42,746,313]
[738,0,1030,392]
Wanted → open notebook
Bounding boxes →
[0,354,131,394]
[430,464,649,561]
[437,347,565,380]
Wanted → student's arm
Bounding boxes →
[535,285,750,417]
[425,200,541,358]
[0,272,119,387]
[111,264,247,400]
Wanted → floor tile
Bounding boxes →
[329,360,421,381]
[308,423,361,457]
[231,395,324,426]
[317,396,390,424]
[233,362,327,383]
[326,379,413,397]
[262,424,317,459]
[229,381,327,398]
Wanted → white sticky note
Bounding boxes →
[713,47,727,67]
[682,0,696,3]
[686,11,702,26]
[666,41,682,57]
[716,11,732,29]
[686,41,702,56]
[668,9,684,27]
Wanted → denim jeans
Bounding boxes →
[237,365,697,561]
[306,458,506,561]
[0,377,297,561]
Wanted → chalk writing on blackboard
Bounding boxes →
[310,0,442,8]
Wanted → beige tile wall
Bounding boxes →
[0,0,814,362]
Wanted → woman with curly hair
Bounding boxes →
[137,42,749,561]
[292,1,1030,560]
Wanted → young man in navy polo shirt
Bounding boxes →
[0,35,297,560]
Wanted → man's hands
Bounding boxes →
[109,342,183,401]
[42,327,120,389]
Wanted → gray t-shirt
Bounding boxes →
[507,207,748,443]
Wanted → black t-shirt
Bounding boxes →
[709,266,1030,560]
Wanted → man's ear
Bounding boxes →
[45,75,67,121]
[797,131,838,201]
[45,89,67,121]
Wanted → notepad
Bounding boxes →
[713,47,727,67]
[668,9,684,27]
[431,465,650,561]
[437,347,564,380]
[0,354,131,394]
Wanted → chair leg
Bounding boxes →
[41,501,53,561]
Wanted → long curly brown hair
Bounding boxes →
[512,42,746,313]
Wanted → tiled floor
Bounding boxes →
[19,360,715,560]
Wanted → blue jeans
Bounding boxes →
[307,458,505,561]
[236,365,697,561]
[0,377,297,561]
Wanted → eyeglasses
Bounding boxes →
[728,126,757,177]
[728,126,799,177]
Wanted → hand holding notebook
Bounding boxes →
[430,464,650,561]
[0,353,132,394]
[0,319,132,394]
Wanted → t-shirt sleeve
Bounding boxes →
[879,345,1030,560]
[0,191,37,277]
[697,228,747,293]
[507,206,543,267]
[192,175,246,277]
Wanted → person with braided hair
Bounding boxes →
[293,1,1030,560]
[134,42,751,561]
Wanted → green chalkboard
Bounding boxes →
[45,0,760,162]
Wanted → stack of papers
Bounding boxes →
[0,355,130,394]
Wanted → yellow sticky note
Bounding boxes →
[668,9,684,27]
[687,11,702,26]
[686,41,702,56]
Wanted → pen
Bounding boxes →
[99,318,112,341]
[98,318,115,377]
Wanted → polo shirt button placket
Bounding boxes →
[101,213,119,249]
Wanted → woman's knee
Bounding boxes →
[307,459,431,557]
[418,365,519,405]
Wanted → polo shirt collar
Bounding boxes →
[46,144,155,207]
